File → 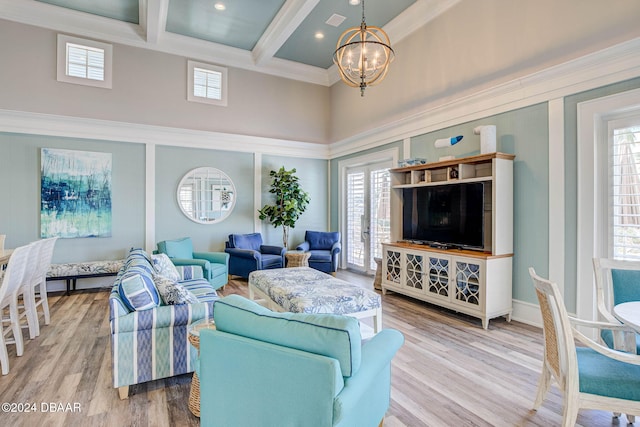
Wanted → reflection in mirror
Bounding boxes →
[177,167,236,224]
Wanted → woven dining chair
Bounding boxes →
[529,267,640,426]
[0,243,34,375]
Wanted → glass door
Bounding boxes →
[345,162,391,274]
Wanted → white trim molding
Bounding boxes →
[329,36,640,158]
[548,98,565,297]
[0,109,329,159]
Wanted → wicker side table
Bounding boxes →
[285,251,311,268]
[188,319,216,417]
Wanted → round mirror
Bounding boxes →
[177,167,236,224]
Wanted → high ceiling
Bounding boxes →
[0,0,460,85]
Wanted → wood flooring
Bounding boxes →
[0,270,628,426]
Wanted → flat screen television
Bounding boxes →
[402,182,485,250]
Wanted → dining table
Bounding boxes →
[613,301,640,334]
[0,248,13,267]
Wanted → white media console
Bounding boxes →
[382,152,514,329]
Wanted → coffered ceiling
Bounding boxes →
[0,0,460,85]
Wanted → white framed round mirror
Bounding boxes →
[177,167,236,224]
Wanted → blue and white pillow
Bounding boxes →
[151,253,180,281]
[153,274,199,305]
[118,272,160,311]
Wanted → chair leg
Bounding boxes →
[378,417,385,427]
[533,365,551,410]
[22,287,39,338]
[37,281,51,325]
[9,298,24,357]
[118,386,129,400]
[0,325,9,375]
[562,400,579,427]
[627,414,636,424]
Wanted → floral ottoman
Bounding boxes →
[248,267,382,334]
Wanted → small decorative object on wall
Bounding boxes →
[258,167,310,248]
[474,125,497,154]
[434,135,464,149]
[41,148,112,238]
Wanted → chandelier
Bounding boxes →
[333,0,394,96]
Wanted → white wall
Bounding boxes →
[0,19,330,144]
[329,0,640,143]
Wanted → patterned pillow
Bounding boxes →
[151,253,180,281]
[153,274,199,305]
[118,272,160,311]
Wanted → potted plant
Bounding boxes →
[258,167,310,248]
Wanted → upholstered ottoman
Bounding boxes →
[248,267,382,334]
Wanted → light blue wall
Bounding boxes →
[0,133,145,263]
[410,105,550,305]
[155,146,254,252]
[260,155,329,248]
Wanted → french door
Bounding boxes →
[345,162,391,274]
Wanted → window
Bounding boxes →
[57,35,112,89]
[609,117,640,260]
[187,60,227,106]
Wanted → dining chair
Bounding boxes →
[529,267,640,426]
[0,243,34,375]
[592,257,640,353]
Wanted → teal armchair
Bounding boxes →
[156,237,229,290]
[199,295,404,427]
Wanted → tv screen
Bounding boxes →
[402,182,485,249]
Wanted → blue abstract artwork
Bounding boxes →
[41,148,112,238]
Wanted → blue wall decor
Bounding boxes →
[41,148,112,238]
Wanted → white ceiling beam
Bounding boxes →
[0,0,145,44]
[252,0,320,65]
[143,0,169,44]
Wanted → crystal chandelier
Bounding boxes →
[333,0,394,96]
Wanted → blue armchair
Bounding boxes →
[156,237,229,290]
[296,231,341,274]
[224,233,285,279]
[199,295,404,427]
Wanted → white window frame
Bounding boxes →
[577,88,640,323]
[57,34,112,89]
[187,60,228,107]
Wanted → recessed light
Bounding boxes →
[349,0,360,5]
[214,2,226,11]
[314,32,324,40]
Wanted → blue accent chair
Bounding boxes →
[593,258,640,354]
[224,233,285,279]
[296,231,341,274]
[198,295,404,427]
[156,237,229,290]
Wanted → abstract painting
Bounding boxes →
[41,148,112,238]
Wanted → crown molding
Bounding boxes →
[0,109,330,159]
[329,36,640,158]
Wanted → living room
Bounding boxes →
[2,0,640,425]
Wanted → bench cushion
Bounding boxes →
[214,295,361,377]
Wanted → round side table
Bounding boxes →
[285,250,311,268]
[188,318,216,417]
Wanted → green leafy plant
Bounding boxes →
[258,167,310,248]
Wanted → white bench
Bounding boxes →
[248,267,382,334]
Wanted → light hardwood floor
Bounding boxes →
[0,270,628,426]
